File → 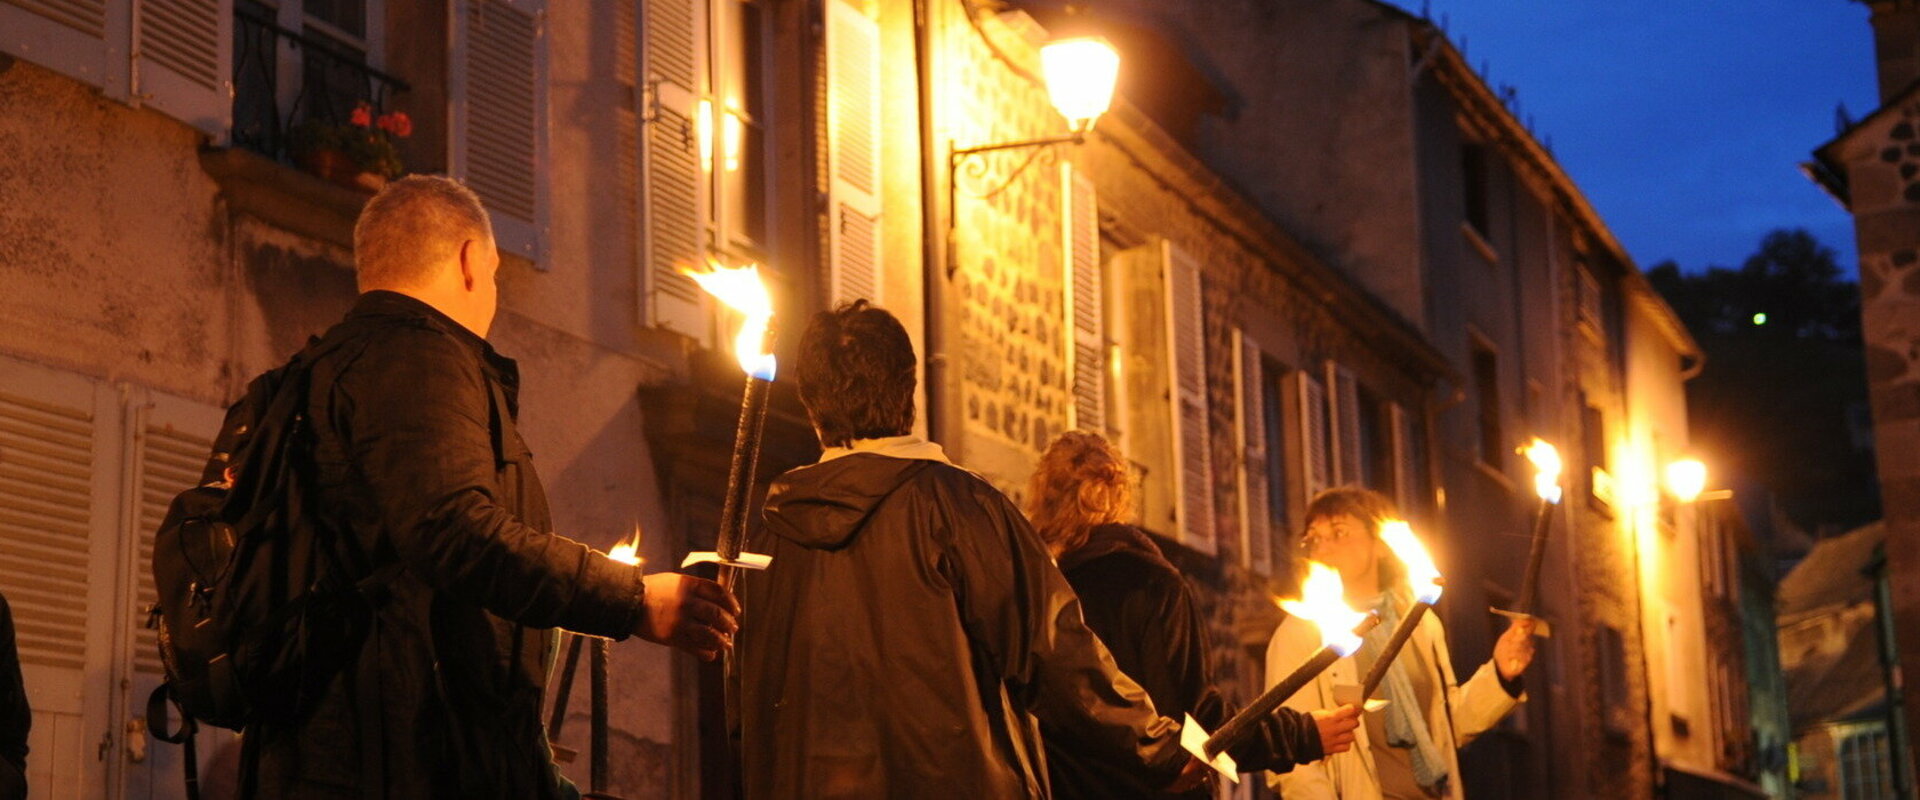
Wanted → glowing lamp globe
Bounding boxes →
[1040,36,1120,133]
[1666,459,1708,504]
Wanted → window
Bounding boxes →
[1835,723,1895,800]
[231,0,402,161]
[712,0,770,252]
[0,355,229,795]
[1261,357,1292,537]
[1356,383,1393,493]
[1596,624,1631,736]
[1462,141,1490,238]
[1472,343,1503,472]
[1576,259,1605,341]
[1580,393,1612,508]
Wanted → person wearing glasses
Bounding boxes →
[1266,487,1535,800]
[1026,431,1361,797]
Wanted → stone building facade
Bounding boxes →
[1808,0,1920,783]
[2,0,1727,799]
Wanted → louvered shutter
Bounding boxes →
[826,0,881,307]
[0,356,118,795]
[1235,329,1269,573]
[120,389,226,793]
[456,0,548,262]
[1063,163,1103,433]
[1331,363,1362,486]
[1,0,129,100]
[640,0,707,336]
[133,0,232,137]
[1299,370,1330,499]
[1164,243,1213,552]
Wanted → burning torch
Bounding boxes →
[1357,521,1443,702]
[1180,562,1380,782]
[678,262,777,588]
[546,529,643,799]
[1491,437,1561,637]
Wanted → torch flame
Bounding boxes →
[1278,561,1372,657]
[1524,437,1563,504]
[608,524,643,566]
[682,260,777,380]
[1379,520,1443,605]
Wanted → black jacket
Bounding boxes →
[741,452,1185,799]
[245,291,647,798]
[1045,524,1322,799]
[0,593,27,800]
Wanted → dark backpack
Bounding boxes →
[146,334,397,745]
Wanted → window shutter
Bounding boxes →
[1164,243,1213,552]
[1,0,130,99]
[1235,329,1269,573]
[1063,163,1103,433]
[1299,369,1330,499]
[826,0,881,307]
[1331,363,1362,486]
[133,0,232,137]
[641,0,707,336]
[0,356,118,793]
[120,388,224,794]
[455,0,547,262]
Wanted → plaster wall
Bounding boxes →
[0,32,690,793]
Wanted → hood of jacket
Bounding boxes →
[1057,523,1174,574]
[763,452,935,550]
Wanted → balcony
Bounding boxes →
[202,1,412,248]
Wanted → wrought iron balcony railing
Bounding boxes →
[231,0,411,162]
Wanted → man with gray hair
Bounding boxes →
[244,175,738,798]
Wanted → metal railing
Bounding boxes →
[230,0,411,162]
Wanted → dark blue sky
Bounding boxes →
[1420,0,1880,277]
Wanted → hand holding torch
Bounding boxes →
[1180,562,1380,782]
[1491,437,1561,637]
[677,262,778,590]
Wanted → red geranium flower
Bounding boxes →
[376,111,414,138]
[349,103,373,127]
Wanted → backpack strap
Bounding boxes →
[147,684,201,800]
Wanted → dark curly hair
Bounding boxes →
[795,300,917,448]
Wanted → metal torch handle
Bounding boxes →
[1513,499,1554,616]
[1358,602,1431,701]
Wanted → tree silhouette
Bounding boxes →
[1649,228,1878,535]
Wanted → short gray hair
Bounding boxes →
[352,175,494,289]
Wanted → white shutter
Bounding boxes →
[1234,329,1270,573]
[641,0,708,336]
[133,0,232,137]
[0,356,119,798]
[454,0,548,263]
[1164,243,1213,552]
[1331,363,1362,486]
[117,389,227,795]
[1,0,130,100]
[1063,162,1103,433]
[1299,369,1330,499]
[827,0,881,307]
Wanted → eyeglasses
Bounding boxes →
[1297,521,1360,553]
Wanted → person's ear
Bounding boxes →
[458,239,477,291]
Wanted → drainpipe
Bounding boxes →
[1869,543,1915,797]
[914,0,960,459]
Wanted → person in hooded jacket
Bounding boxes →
[1025,431,1361,798]
[740,300,1203,799]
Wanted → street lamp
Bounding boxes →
[952,34,1119,160]
[1666,458,1731,503]
[1040,36,1120,134]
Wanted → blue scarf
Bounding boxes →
[1357,592,1451,795]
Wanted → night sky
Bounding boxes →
[1418,0,1880,277]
